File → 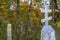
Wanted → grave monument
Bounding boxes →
[40,0,56,40]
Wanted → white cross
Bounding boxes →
[40,8,51,13]
[40,0,56,40]
[40,0,52,25]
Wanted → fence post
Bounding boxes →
[7,23,12,40]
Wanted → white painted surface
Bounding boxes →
[41,25,55,40]
[7,23,12,40]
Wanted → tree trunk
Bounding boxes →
[51,0,58,23]
[15,0,20,40]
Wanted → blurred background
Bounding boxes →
[0,0,60,40]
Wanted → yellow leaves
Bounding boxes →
[0,1,7,4]
[30,17,39,21]
[29,12,35,17]
[20,8,26,12]
[20,2,28,7]
[28,27,32,31]
[3,2,6,4]
[36,0,41,2]
[55,9,59,12]
[30,17,40,26]
[4,12,7,15]
[13,12,16,17]
[32,0,36,2]
[1,6,4,8]
[20,2,29,13]
[32,0,41,2]
[0,12,2,15]
[57,21,60,28]
[33,7,39,10]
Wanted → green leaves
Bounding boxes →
[57,21,60,28]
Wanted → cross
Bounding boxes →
[40,0,52,25]
[40,0,56,40]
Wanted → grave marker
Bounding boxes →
[40,0,56,40]
[7,23,12,40]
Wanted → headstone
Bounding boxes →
[41,25,55,40]
[40,0,56,40]
[7,23,12,40]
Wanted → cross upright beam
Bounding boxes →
[40,0,52,25]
